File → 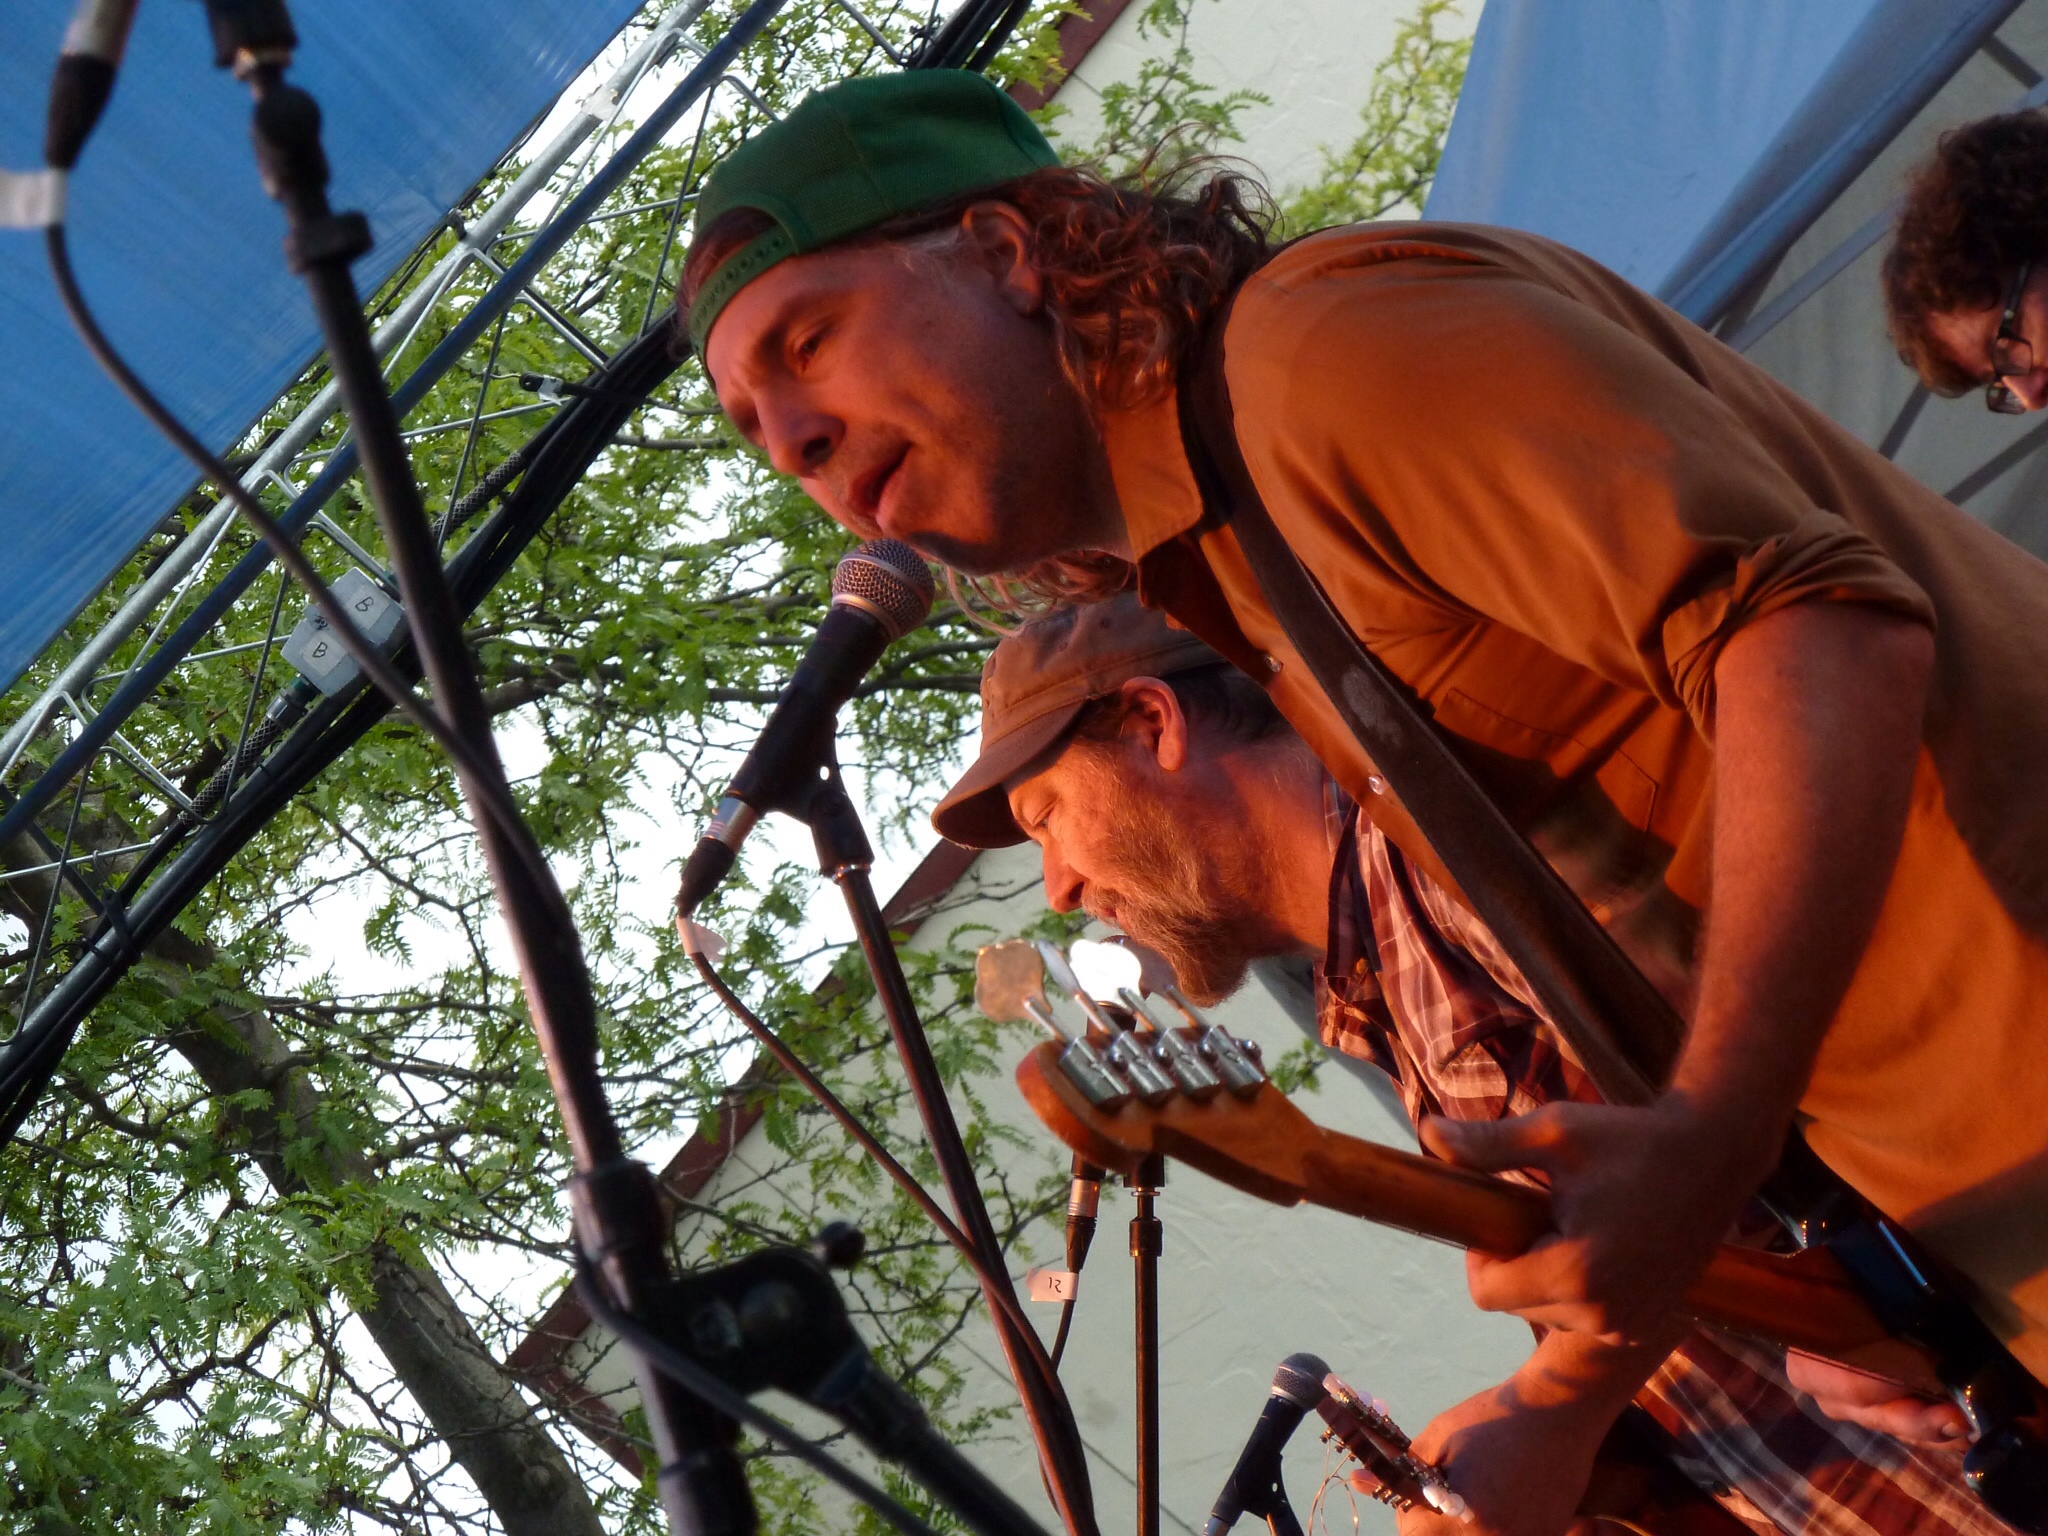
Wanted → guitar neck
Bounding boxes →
[1015,1041,1944,1393]
[1296,1119,1942,1392]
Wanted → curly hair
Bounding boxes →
[1883,111,2048,394]
[679,159,1273,604]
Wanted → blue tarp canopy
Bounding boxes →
[1425,0,2020,321]
[0,2,641,690]
[4,0,2040,694]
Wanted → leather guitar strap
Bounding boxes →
[1174,295,1679,1108]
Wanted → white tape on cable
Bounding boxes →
[676,917,726,961]
[0,170,66,229]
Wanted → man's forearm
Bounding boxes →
[1510,1323,1682,1423]
[1673,601,1934,1171]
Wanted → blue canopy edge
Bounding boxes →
[1426,0,2022,321]
[0,1,643,692]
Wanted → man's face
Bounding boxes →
[703,209,1120,574]
[1004,690,1293,1005]
[1926,263,2048,411]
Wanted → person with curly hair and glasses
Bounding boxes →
[1884,111,2048,412]
[678,72,2048,1536]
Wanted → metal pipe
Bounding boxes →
[0,0,774,850]
[1131,1165,1163,1536]
[0,0,717,780]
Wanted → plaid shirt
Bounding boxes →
[1317,805,2015,1536]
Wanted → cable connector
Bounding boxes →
[202,0,297,72]
[0,171,66,230]
[1065,1156,1103,1273]
[45,0,140,170]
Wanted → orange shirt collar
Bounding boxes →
[1099,385,1207,560]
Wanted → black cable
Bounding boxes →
[690,952,1066,1390]
[1049,1301,1076,1370]
[573,1261,941,1536]
[43,223,565,914]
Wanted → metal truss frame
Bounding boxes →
[0,0,1000,1131]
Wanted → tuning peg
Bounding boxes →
[1090,938,1263,1096]
[1117,987,1222,1098]
[977,941,1133,1109]
[976,940,1057,1033]
[1037,941,1176,1103]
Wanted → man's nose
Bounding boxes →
[758,396,840,478]
[1040,845,1085,913]
[2018,370,2048,411]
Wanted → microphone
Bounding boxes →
[1203,1352,1329,1536]
[46,0,142,170]
[676,539,934,917]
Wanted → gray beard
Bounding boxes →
[1084,770,1277,1007]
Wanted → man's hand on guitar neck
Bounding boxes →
[1420,1098,1770,1341]
[1386,1328,1679,1536]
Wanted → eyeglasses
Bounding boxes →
[1987,258,2035,415]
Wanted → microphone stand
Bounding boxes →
[797,751,1097,1536]
[1129,1156,1165,1536]
[203,6,753,1530]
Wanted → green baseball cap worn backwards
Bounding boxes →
[685,70,1059,355]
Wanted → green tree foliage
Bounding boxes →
[1275,0,1472,233]
[0,1,1464,1529]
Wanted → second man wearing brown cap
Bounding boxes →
[935,595,1996,1536]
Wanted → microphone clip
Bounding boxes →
[637,1239,1049,1536]
[677,739,871,919]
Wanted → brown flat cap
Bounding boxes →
[932,594,1220,848]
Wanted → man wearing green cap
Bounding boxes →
[934,593,1995,1536]
[676,65,2048,1472]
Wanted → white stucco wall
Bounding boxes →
[1045,0,1482,201]
[563,841,1528,1533]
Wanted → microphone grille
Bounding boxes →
[1272,1352,1331,1407]
[831,539,936,640]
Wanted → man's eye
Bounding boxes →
[793,327,827,364]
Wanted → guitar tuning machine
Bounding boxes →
[1197,1024,1266,1097]
[1319,1373,1470,1523]
[1100,1023,1177,1106]
[1037,941,1178,1105]
[975,941,1135,1110]
[1101,936,1267,1098]
[1114,987,1222,1098]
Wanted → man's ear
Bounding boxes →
[959,201,1045,316]
[1116,677,1188,773]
